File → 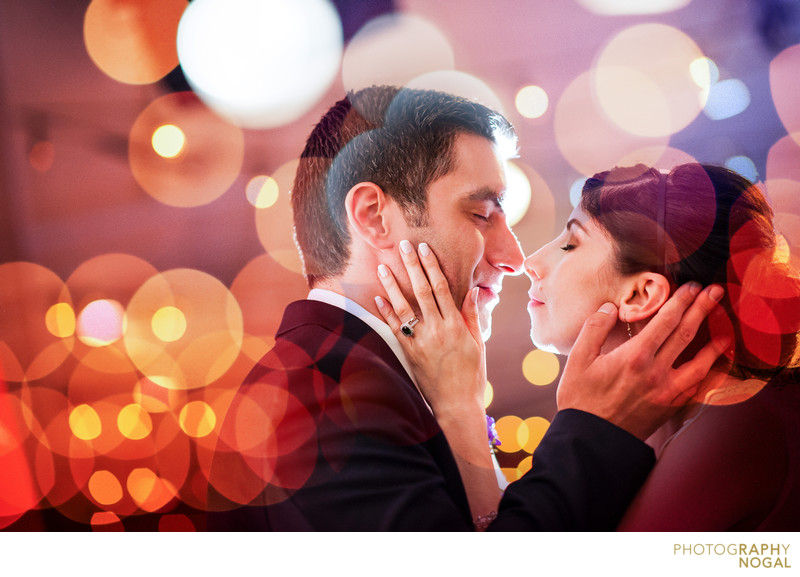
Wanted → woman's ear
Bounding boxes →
[617,272,671,323]
[344,182,398,249]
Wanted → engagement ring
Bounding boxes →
[400,316,419,337]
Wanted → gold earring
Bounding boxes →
[624,315,633,339]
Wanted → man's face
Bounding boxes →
[409,133,525,341]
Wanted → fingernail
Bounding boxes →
[418,242,431,257]
[687,281,701,295]
[375,295,385,308]
[598,302,615,314]
[708,285,724,302]
[400,240,413,254]
[378,264,389,278]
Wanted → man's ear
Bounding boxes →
[617,272,671,323]
[344,182,398,249]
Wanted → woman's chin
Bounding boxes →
[528,332,564,355]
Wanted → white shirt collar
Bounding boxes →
[306,287,506,490]
[307,288,431,413]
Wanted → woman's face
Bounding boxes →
[524,205,627,354]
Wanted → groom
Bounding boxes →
[208,85,722,530]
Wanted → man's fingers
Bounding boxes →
[669,332,731,403]
[634,281,702,356]
[564,302,618,370]
[657,284,724,364]
[399,240,441,320]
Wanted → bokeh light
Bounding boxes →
[406,71,506,118]
[593,24,707,137]
[88,470,123,505]
[177,0,343,128]
[510,164,557,249]
[151,306,187,343]
[129,92,245,207]
[151,124,186,159]
[569,177,588,207]
[690,56,719,88]
[484,381,494,409]
[117,404,153,440]
[521,349,561,386]
[245,175,280,209]
[91,511,124,530]
[255,160,305,274]
[76,299,126,347]
[179,400,216,438]
[84,0,187,85]
[125,269,244,390]
[576,0,692,15]
[515,85,549,119]
[0,262,74,382]
[770,43,800,140]
[159,514,196,531]
[495,415,524,453]
[515,455,533,479]
[65,254,160,375]
[0,388,42,528]
[703,78,750,120]
[555,70,670,176]
[504,162,532,227]
[230,253,308,363]
[127,468,176,512]
[69,404,102,441]
[46,302,76,338]
[766,133,800,269]
[519,416,550,454]
[725,155,758,182]
[342,13,454,93]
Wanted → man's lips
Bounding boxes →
[477,284,502,299]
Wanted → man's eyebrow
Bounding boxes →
[466,187,505,210]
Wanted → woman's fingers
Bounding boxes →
[460,287,483,345]
[417,242,460,316]
[374,294,403,334]
[398,240,442,321]
[376,262,417,336]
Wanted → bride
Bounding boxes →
[375,162,800,530]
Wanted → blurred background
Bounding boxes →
[1,0,799,530]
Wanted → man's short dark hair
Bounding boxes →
[291,85,517,286]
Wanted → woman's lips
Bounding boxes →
[527,291,544,308]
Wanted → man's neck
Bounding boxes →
[313,274,384,320]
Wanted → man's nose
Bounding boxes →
[490,222,525,275]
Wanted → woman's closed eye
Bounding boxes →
[560,243,576,252]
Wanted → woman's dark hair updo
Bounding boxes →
[580,163,800,379]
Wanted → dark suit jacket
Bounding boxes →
[208,300,654,531]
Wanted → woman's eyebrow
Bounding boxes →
[565,218,587,233]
